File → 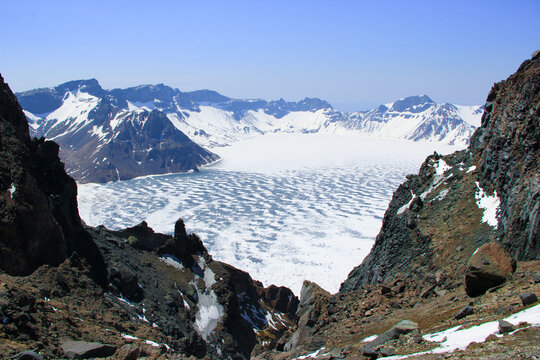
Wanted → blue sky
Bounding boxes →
[1,0,538,111]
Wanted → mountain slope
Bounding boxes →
[18,81,219,183]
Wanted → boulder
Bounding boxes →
[454,305,474,320]
[284,281,330,351]
[61,341,116,359]
[519,292,538,306]
[464,242,516,297]
[498,319,516,333]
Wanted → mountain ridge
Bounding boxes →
[19,81,482,148]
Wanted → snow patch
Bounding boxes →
[293,347,327,359]
[475,182,500,227]
[466,165,476,173]
[193,256,223,339]
[160,254,184,270]
[433,188,449,202]
[397,190,415,215]
[8,184,16,198]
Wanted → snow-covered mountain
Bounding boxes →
[18,80,219,183]
[17,79,483,182]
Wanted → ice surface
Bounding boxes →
[78,134,458,294]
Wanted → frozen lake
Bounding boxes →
[78,134,459,293]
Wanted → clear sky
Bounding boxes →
[1,0,538,111]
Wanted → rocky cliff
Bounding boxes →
[0,74,298,359]
[341,53,539,292]
[249,53,539,360]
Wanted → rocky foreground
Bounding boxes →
[1,53,539,359]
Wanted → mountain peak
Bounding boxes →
[390,95,435,113]
[55,78,104,97]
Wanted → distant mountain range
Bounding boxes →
[17,79,483,182]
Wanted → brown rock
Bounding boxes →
[464,242,516,297]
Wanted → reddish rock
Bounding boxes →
[465,242,516,297]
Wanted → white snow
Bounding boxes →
[361,334,378,342]
[466,165,476,173]
[433,188,449,202]
[160,254,184,270]
[90,125,108,140]
[8,183,16,198]
[420,159,452,200]
[194,289,224,340]
[397,190,415,215]
[455,104,483,127]
[293,347,327,359]
[385,303,540,359]
[193,256,224,340]
[475,182,500,227]
[45,91,100,140]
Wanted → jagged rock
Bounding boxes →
[534,273,540,284]
[498,319,516,333]
[113,221,169,251]
[0,74,107,284]
[157,218,206,267]
[256,284,299,319]
[465,242,516,297]
[454,305,474,320]
[519,292,538,306]
[284,281,330,352]
[61,340,116,359]
[18,351,44,360]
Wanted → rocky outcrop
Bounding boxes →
[341,53,539,292]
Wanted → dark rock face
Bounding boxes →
[0,74,105,282]
[470,53,540,260]
[341,54,539,292]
